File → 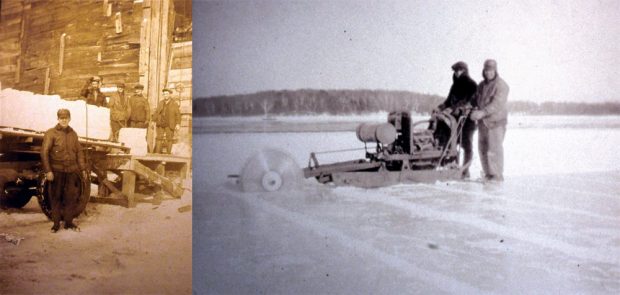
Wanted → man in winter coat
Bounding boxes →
[128,84,150,128]
[109,83,131,142]
[153,88,181,154]
[470,59,510,182]
[41,109,88,232]
[436,61,478,178]
[80,76,106,107]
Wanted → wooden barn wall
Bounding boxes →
[1,0,142,99]
[0,0,26,88]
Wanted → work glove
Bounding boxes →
[470,110,486,121]
[46,172,54,182]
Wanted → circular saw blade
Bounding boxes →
[240,149,302,192]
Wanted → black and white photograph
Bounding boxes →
[194,0,620,294]
[0,0,193,294]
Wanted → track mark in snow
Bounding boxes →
[509,181,619,200]
[422,183,620,223]
[233,192,485,294]
[553,173,620,187]
[337,185,619,265]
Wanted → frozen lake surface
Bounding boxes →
[194,117,620,294]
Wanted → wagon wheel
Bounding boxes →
[0,176,34,209]
[37,172,92,220]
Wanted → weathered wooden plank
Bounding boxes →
[0,41,20,52]
[171,55,191,69]
[171,43,192,58]
[168,68,191,82]
[0,56,17,66]
[0,22,22,34]
[0,30,20,40]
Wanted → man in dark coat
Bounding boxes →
[128,84,150,128]
[153,88,181,154]
[80,76,106,107]
[470,59,510,182]
[436,61,478,178]
[41,109,88,232]
[109,83,131,142]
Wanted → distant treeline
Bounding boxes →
[193,89,620,116]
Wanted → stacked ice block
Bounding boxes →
[118,128,148,155]
[0,88,111,140]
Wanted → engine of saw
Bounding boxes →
[355,110,464,170]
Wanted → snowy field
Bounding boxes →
[194,116,620,294]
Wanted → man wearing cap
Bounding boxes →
[108,83,131,142]
[436,61,478,178]
[41,109,88,232]
[80,76,106,107]
[153,88,181,154]
[470,59,510,182]
[128,84,150,128]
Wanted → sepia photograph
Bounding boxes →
[193,0,620,294]
[0,0,192,294]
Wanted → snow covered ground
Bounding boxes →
[194,116,620,294]
[0,180,193,294]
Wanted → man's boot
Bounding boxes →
[51,223,60,233]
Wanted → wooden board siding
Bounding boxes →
[0,1,26,88]
[0,0,143,99]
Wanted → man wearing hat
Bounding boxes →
[470,59,510,182]
[108,83,131,142]
[80,76,106,107]
[436,61,478,178]
[128,84,150,128]
[41,109,88,232]
[153,88,181,154]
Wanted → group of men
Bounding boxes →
[437,59,509,182]
[40,78,182,232]
[79,76,181,154]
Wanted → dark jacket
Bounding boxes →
[109,91,131,122]
[129,94,150,122]
[80,86,106,107]
[439,72,478,114]
[41,125,86,173]
[154,99,181,128]
[475,74,509,127]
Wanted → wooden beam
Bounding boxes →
[58,33,66,75]
[43,67,50,94]
[121,170,136,207]
[114,12,123,34]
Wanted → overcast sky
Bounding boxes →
[195,0,620,102]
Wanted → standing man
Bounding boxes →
[128,84,150,128]
[153,88,181,154]
[80,76,106,107]
[41,109,88,232]
[470,59,509,182]
[109,83,131,142]
[436,61,478,178]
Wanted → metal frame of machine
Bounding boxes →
[303,109,471,188]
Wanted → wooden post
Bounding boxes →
[103,0,109,16]
[115,12,123,34]
[44,67,51,94]
[15,2,29,84]
[58,33,66,75]
[122,170,137,207]
[141,0,174,110]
